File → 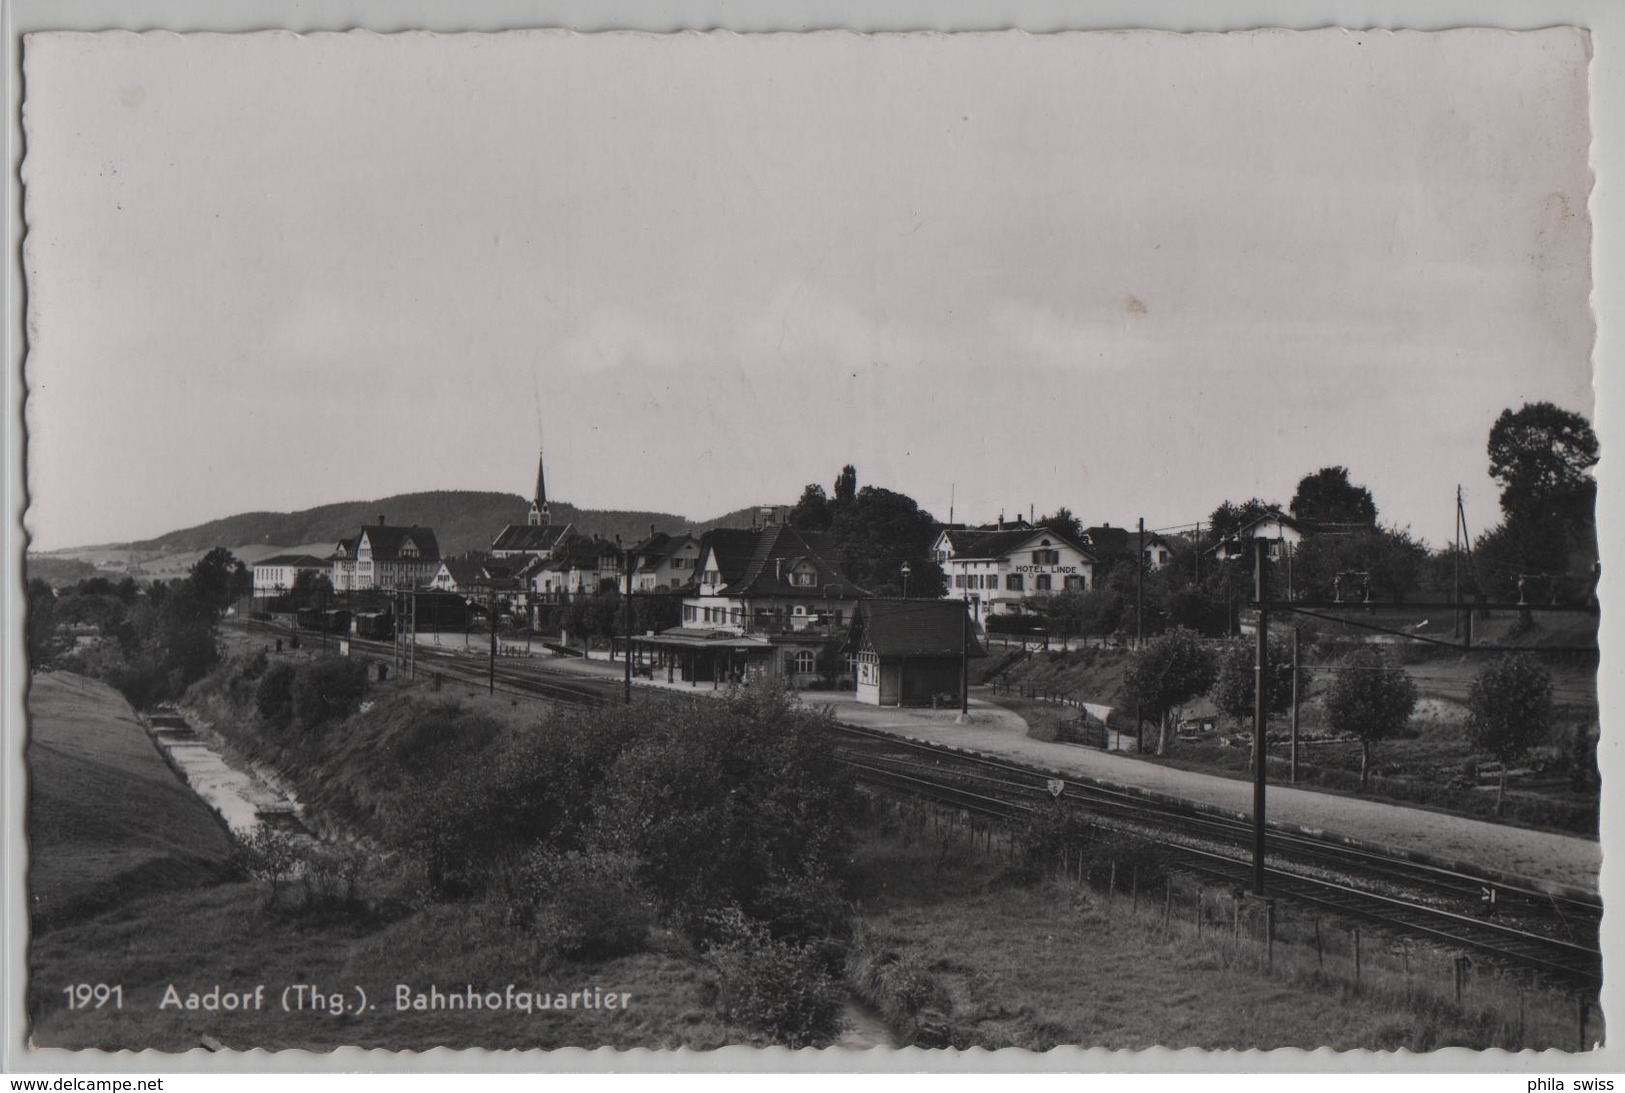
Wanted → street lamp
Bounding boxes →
[901,561,912,600]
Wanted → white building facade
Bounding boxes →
[932,527,1096,623]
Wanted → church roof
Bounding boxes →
[492,522,574,554]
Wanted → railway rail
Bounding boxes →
[229,619,1602,987]
[825,721,1602,988]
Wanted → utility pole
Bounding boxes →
[488,584,497,695]
[1453,485,1463,639]
[1193,521,1201,587]
[1289,625,1300,784]
[957,599,970,724]
[1252,537,1270,896]
[1136,517,1145,648]
[620,537,634,706]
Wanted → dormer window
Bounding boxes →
[790,564,818,587]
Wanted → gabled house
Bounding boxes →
[849,599,987,707]
[1210,511,1308,562]
[331,519,441,592]
[931,525,1096,623]
[1143,533,1183,571]
[626,531,701,593]
[682,524,868,633]
[630,525,867,691]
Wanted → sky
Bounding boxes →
[20,28,1594,551]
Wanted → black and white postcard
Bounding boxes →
[11,24,1608,1067]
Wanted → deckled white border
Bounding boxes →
[2,2,1618,1077]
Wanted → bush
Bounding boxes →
[291,655,368,729]
[1013,801,1094,882]
[704,907,846,1047]
[589,680,858,935]
[386,705,645,898]
[231,826,301,906]
[518,849,651,958]
[255,661,298,729]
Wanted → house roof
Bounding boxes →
[852,599,987,659]
[635,532,696,572]
[439,555,494,588]
[706,525,868,599]
[255,554,329,569]
[1084,526,1131,556]
[491,522,574,554]
[358,525,441,562]
[940,526,1095,563]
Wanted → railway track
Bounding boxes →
[825,721,1602,988]
[229,621,1602,987]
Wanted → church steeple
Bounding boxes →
[527,448,550,527]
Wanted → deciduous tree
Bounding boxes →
[1209,636,1293,731]
[1124,627,1218,756]
[1325,646,1417,790]
[1466,654,1555,814]
[1487,402,1598,529]
[1289,466,1378,526]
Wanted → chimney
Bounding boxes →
[378,515,386,526]
[997,512,1004,531]
[776,558,784,581]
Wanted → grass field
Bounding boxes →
[26,671,237,932]
[845,806,1594,1051]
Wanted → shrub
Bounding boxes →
[231,825,301,906]
[589,680,858,935]
[255,661,298,729]
[1014,801,1094,882]
[386,705,645,898]
[291,655,368,729]
[703,907,846,1047]
[519,849,651,958]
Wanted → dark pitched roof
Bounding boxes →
[943,526,1094,562]
[634,532,696,572]
[358,524,441,563]
[255,553,329,568]
[726,526,868,599]
[491,522,574,554]
[696,528,762,585]
[440,556,490,588]
[1084,526,1131,556]
[852,600,987,658]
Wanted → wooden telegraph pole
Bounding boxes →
[957,599,971,724]
[1289,625,1301,784]
[622,539,635,705]
[488,583,497,695]
[1252,537,1271,896]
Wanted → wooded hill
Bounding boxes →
[93,491,768,558]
